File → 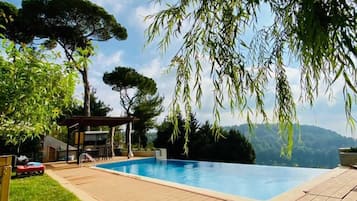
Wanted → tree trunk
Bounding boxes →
[125,110,130,145]
[17,142,21,156]
[126,122,134,158]
[110,127,115,157]
[81,68,91,117]
[80,68,91,131]
[125,125,129,145]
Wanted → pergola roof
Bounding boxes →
[58,116,137,127]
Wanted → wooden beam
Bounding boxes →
[59,116,138,127]
[0,156,12,201]
[0,156,11,167]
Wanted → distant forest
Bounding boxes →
[153,116,256,164]
[227,124,357,169]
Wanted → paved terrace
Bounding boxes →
[45,157,357,201]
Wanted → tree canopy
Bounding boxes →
[103,66,163,148]
[0,2,17,33]
[146,0,357,156]
[1,0,127,117]
[132,94,164,148]
[16,0,127,49]
[0,39,76,146]
[103,66,158,116]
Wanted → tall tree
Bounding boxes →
[103,67,158,116]
[103,66,163,150]
[1,0,127,117]
[0,39,76,153]
[132,94,164,148]
[146,0,357,156]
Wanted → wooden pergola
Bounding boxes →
[58,116,137,164]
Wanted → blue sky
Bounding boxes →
[7,0,357,137]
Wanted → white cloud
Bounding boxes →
[138,58,163,80]
[95,51,122,68]
[137,57,176,120]
[90,0,129,14]
[134,3,162,30]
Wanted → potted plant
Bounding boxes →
[339,147,357,166]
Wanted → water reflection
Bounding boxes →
[97,158,329,200]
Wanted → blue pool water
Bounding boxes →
[96,158,329,200]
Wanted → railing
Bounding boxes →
[0,156,12,201]
[78,153,96,167]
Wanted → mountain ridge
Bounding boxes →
[224,124,357,168]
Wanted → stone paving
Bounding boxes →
[296,168,357,201]
[47,166,228,201]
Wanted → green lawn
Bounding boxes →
[10,174,80,201]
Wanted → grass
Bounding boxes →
[10,174,80,201]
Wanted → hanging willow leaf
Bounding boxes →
[145,0,357,157]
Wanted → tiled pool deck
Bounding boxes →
[45,157,357,201]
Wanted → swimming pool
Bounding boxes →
[96,158,329,200]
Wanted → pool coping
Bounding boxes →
[270,166,348,200]
[92,158,255,201]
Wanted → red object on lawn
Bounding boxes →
[16,162,45,176]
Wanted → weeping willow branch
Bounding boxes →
[145,0,357,157]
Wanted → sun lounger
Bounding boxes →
[16,162,45,176]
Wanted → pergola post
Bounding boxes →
[127,122,134,158]
[66,127,70,163]
[77,126,84,165]
[66,123,79,163]
[110,126,115,157]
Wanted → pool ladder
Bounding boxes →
[78,153,96,167]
